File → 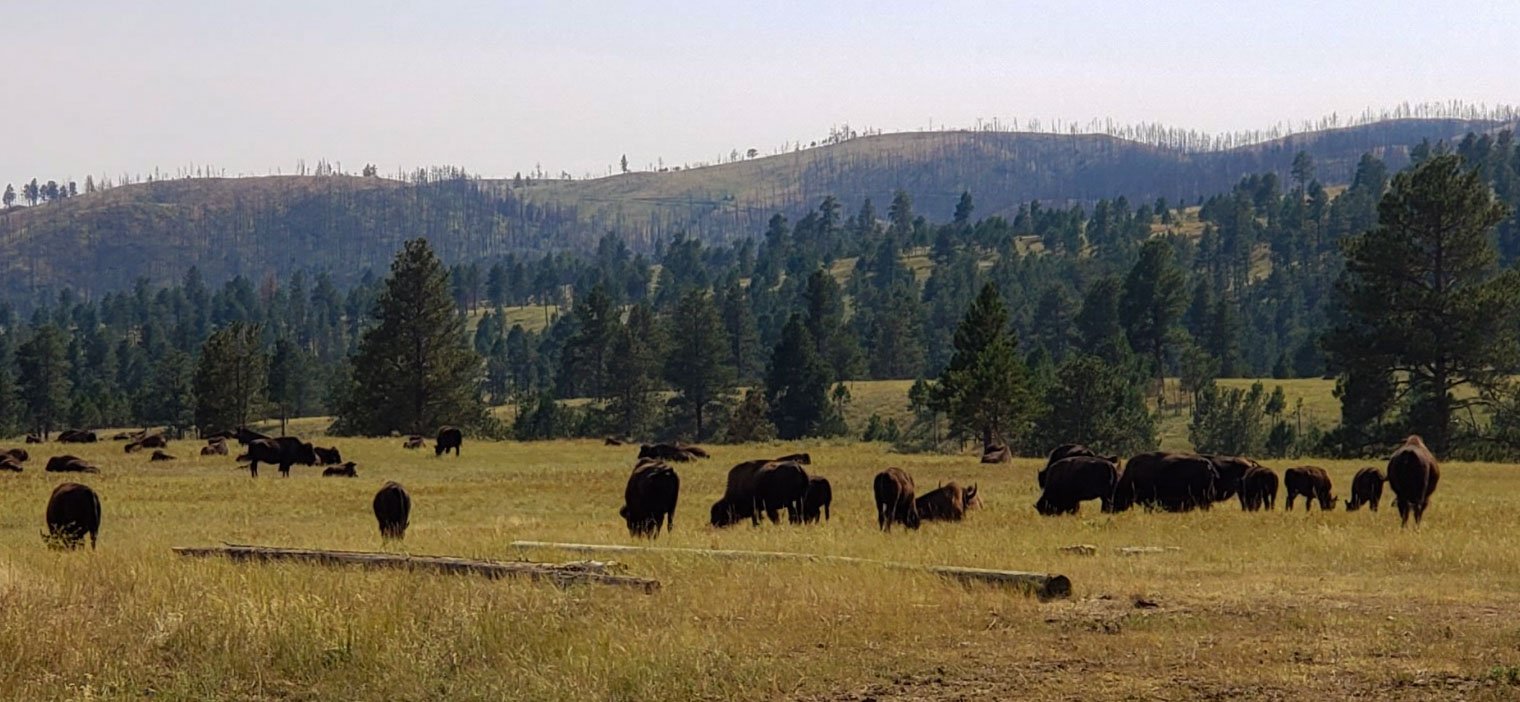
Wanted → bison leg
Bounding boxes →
[1397,500,1412,527]
[280,462,292,478]
[1285,493,1295,510]
[249,460,259,478]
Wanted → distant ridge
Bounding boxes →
[0,117,1510,301]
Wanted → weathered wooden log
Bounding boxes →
[173,544,660,593]
[510,541,1071,600]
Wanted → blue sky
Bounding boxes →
[4,0,1517,183]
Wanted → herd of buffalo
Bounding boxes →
[14,428,1444,551]
[618,434,1443,538]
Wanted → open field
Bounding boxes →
[2,438,1519,700]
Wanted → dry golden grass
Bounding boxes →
[2,437,1518,700]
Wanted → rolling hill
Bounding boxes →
[0,117,1510,301]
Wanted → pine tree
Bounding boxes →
[1030,355,1156,456]
[335,239,486,435]
[802,269,863,380]
[1324,154,1519,455]
[193,322,267,434]
[1120,239,1187,381]
[1075,276,1128,362]
[17,326,70,437]
[766,314,834,439]
[934,283,1035,446]
[662,290,732,440]
[267,337,309,435]
[603,303,663,438]
[147,350,195,433]
[560,284,618,400]
[717,281,762,381]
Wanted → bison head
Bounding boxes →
[964,484,982,509]
[295,442,318,466]
[1317,492,1337,511]
[709,499,744,528]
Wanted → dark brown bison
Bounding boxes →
[202,429,237,441]
[710,459,770,527]
[639,443,698,462]
[621,460,680,537]
[2,447,28,463]
[873,467,920,531]
[1238,465,1279,511]
[754,461,809,524]
[45,455,99,473]
[111,432,135,441]
[0,458,22,472]
[1113,452,1218,512]
[1346,467,1386,512]
[802,476,832,523]
[1037,456,1120,515]
[435,426,462,457]
[1283,466,1336,511]
[980,443,1011,464]
[1386,435,1440,527]
[677,443,710,459]
[201,440,229,456]
[1200,455,1256,502]
[373,481,411,540]
[24,434,42,444]
[1039,445,1116,488]
[604,437,625,446]
[775,452,812,465]
[45,482,100,549]
[403,435,426,449]
[235,427,271,445]
[917,482,981,522]
[125,434,168,453]
[149,450,176,462]
[323,462,358,477]
[58,430,98,443]
[238,437,318,478]
[313,446,342,465]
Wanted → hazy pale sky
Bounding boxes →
[5,0,1517,184]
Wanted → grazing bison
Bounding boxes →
[0,458,22,472]
[917,482,981,522]
[238,437,318,478]
[1037,456,1120,515]
[402,435,426,449]
[2,447,28,463]
[754,461,809,524]
[621,460,680,538]
[45,455,99,473]
[1283,466,1336,511]
[873,467,920,531]
[45,482,100,549]
[435,426,462,457]
[1346,467,1386,512]
[149,450,176,462]
[1113,452,1218,512]
[639,443,698,462]
[1386,435,1440,527]
[313,446,342,465]
[1038,445,1115,488]
[373,481,411,541]
[323,462,358,477]
[710,459,771,527]
[802,476,832,523]
[775,452,812,465]
[1200,455,1256,502]
[1238,465,1279,511]
[235,427,272,445]
[58,430,98,444]
[25,434,42,444]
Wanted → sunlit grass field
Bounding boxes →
[2,436,1518,700]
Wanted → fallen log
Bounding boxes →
[510,540,1071,600]
[173,544,660,593]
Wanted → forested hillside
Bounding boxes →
[0,118,1511,302]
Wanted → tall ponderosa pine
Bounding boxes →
[663,290,733,440]
[561,284,618,399]
[17,325,70,438]
[1030,355,1156,456]
[603,303,663,439]
[717,281,762,381]
[766,314,834,439]
[802,269,863,380]
[267,337,309,435]
[1120,239,1187,382]
[336,238,486,435]
[193,322,267,434]
[934,283,1035,446]
[1324,154,1519,455]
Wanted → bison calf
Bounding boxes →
[621,460,680,538]
[149,450,176,462]
[373,482,411,541]
[314,446,343,465]
[1238,465,1279,511]
[801,476,832,523]
[873,467,920,531]
[1283,466,1336,511]
[45,482,101,549]
[754,461,809,524]
[323,462,358,477]
[1345,467,1386,512]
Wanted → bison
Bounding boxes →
[621,460,680,537]
[149,450,176,462]
[45,455,99,474]
[58,430,98,443]
[873,467,920,531]
[604,437,625,446]
[201,440,229,456]
[1283,466,1336,511]
[124,434,169,453]
[775,452,812,465]
[435,426,462,457]
[1113,452,1218,512]
[202,429,238,441]
[373,481,411,541]
[677,443,710,459]
[24,434,42,444]
[801,476,832,523]
[2,447,28,463]
[323,462,358,477]
[313,446,343,465]
[639,443,698,462]
[710,459,771,527]
[917,482,981,522]
[1386,435,1440,527]
[238,437,318,478]
[1200,455,1256,503]
[1238,465,1279,511]
[1345,467,1386,512]
[45,482,100,549]
[754,461,809,524]
[1039,445,1115,488]
[1037,456,1119,515]
[235,427,271,445]
[980,443,1011,464]
[402,435,426,449]
[0,458,22,472]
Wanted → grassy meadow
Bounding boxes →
[2,436,1520,700]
